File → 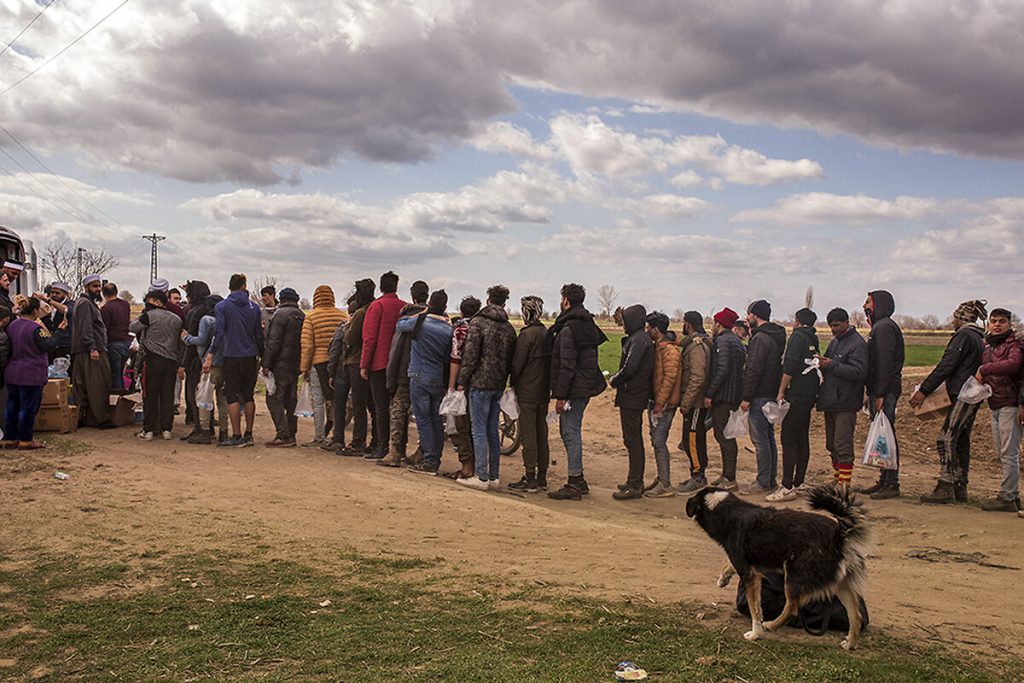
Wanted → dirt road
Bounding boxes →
[2,368,1021,662]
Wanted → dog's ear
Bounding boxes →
[685,494,700,518]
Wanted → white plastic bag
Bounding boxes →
[196,374,215,412]
[723,409,749,439]
[956,376,992,405]
[761,400,790,426]
[803,356,823,382]
[263,371,276,397]
[499,388,520,419]
[862,411,898,469]
[439,389,467,417]
[445,414,458,435]
[296,381,314,418]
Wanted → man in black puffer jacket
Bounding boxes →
[740,299,786,493]
[547,283,608,501]
[262,288,305,447]
[913,299,988,504]
[703,308,746,490]
[609,304,654,500]
[816,307,867,492]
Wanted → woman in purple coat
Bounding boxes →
[4,297,56,450]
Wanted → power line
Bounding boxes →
[0,0,130,98]
[0,0,60,59]
[0,157,93,223]
[0,144,96,223]
[0,124,125,226]
[141,233,165,283]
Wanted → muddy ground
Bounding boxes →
[1,367,1021,663]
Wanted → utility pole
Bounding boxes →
[141,233,166,284]
[76,246,84,292]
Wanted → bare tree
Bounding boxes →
[41,239,119,291]
[299,297,312,311]
[249,274,279,303]
[920,314,940,330]
[596,285,620,318]
[120,289,136,304]
[671,308,686,322]
[850,309,867,329]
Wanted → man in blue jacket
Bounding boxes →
[207,273,264,447]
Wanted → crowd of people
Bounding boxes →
[2,267,1021,513]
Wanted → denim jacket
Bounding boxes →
[396,313,452,384]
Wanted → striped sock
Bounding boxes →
[836,464,853,484]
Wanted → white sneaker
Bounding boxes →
[161,431,173,440]
[766,486,798,502]
[137,431,154,441]
[488,479,500,490]
[796,483,813,494]
[456,477,490,491]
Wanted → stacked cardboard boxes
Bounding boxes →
[36,378,78,433]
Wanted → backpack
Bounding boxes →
[735,571,869,635]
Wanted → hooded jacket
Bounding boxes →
[386,302,427,392]
[211,290,264,359]
[817,327,867,412]
[361,292,408,373]
[547,305,608,401]
[327,320,349,380]
[263,301,305,376]
[679,332,710,413]
[978,333,1020,410]
[301,286,347,372]
[182,281,212,368]
[706,329,745,406]
[741,321,786,401]
[782,325,820,403]
[921,323,986,400]
[458,304,517,390]
[510,320,551,405]
[865,290,904,399]
[609,305,654,410]
[651,334,682,409]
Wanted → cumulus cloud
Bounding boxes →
[733,192,941,224]
[471,121,556,160]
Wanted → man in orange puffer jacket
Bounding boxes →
[300,285,348,447]
[644,311,681,498]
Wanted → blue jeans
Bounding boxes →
[559,397,590,478]
[107,341,132,392]
[5,384,43,442]
[648,407,677,486]
[470,388,502,481]
[410,375,446,470]
[748,397,778,488]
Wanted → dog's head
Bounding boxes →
[685,486,733,520]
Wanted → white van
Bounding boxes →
[0,225,39,296]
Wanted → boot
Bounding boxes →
[920,481,956,504]
[980,496,1018,512]
[954,483,968,503]
[870,483,900,500]
[855,480,884,495]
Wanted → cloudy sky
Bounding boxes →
[1,0,1023,317]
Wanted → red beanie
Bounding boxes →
[714,307,739,329]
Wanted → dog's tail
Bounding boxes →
[806,485,874,560]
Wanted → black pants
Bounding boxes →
[266,369,298,440]
[369,368,390,453]
[780,400,814,489]
[681,407,709,478]
[184,358,201,428]
[143,354,178,434]
[518,401,550,475]
[331,368,351,447]
[347,364,370,448]
[620,407,646,487]
[710,402,738,481]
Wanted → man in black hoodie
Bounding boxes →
[739,299,786,494]
[547,283,608,501]
[262,288,305,447]
[609,304,654,500]
[181,280,212,440]
[857,290,905,500]
[912,299,988,504]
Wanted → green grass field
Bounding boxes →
[0,548,1012,682]
[598,333,942,374]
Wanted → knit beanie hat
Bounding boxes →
[953,299,988,324]
[279,287,299,303]
[747,299,771,321]
[150,278,170,293]
[645,311,670,334]
[714,307,739,329]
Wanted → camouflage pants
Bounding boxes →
[388,385,413,458]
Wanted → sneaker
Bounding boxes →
[237,434,255,448]
[795,482,813,494]
[547,484,582,501]
[536,473,548,491]
[339,444,365,457]
[613,485,643,501]
[265,438,296,448]
[488,479,500,490]
[677,476,708,494]
[980,496,1019,512]
[136,431,154,441]
[321,441,343,453]
[855,481,884,495]
[180,431,197,441]
[377,453,404,468]
[161,431,173,441]
[407,462,439,476]
[921,481,956,504]
[576,479,591,495]
[644,482,676,498]
[508,476,539,493]
[187,431,212,445]
[364,448,386,461]
[738,482,773,496]
[765,486,798,502]
[642,478,661,493]
[301,439,323,449]
[710,477,738,491]
[456,476,490,491]
[218,436,243,447]
[869,483,901,500]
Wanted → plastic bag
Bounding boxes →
[263,371,276,397]
[445,414,458,435]
[803,356,823,382]
[196,374,215,412]
[499,388,520,419]
[439,390,467,417]
[48,357,70,379]
[723,409,749,439]
[296,381,314,418]
[862,411,898,469]
[761,400,790,426]
[957,376,992,405]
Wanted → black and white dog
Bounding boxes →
[685,486,873,650]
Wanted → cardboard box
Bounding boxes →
[35,405,78,433]
[42,378,69,407]
[913,382,951,420]
[108,395,140,427]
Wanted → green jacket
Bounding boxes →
[783,325,820,403]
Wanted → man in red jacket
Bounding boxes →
[977,308,1021,512]
[361,271,407,459]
